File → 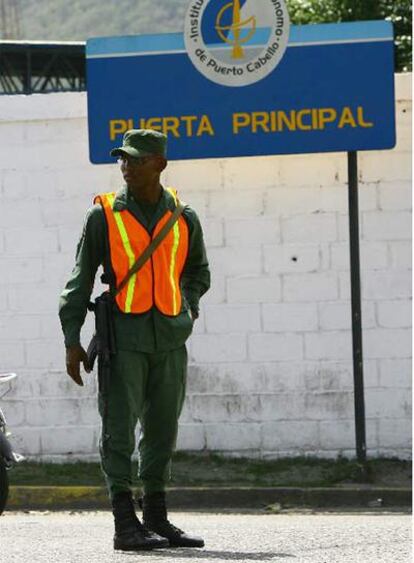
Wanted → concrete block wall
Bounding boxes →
[0,74,411,461]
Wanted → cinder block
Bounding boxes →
[0,200,43,229]
[262,303,318,332]
[8,287,58,313]
[331,242,388,271]
[176,424,205,451]
[205,422,261,450]
[201,274,226,304]
[362,271,411,299]
[0,314,42,340]
[78,398,100,426]
[303,391,354,420]
[281,213,337,244]
[225,216,280,246]
[1,170,28,200]
[318,301,376,330]
[205,304,261,333]
[25,398,83,427]
[249,362,306,392]
[283,273,338,302]
[41,198,87,228]
[320,184,377,212]
[190,393,261,423]
[209,189,264,218]
[11,427,42,456]
[0,341,25,368]
[42,252,76,287]
[227,276,282,304]
[363,210,411,241]
[360,151,412,183]
[377,300,411,328]
[202,218,224,247]
[320,418,378,449]
[38,425,98,455]
[259,393,307,421]
[378,181,412,211]
[378,358,411,388]
[167,158,224,192]
[261,420,319,449]
[265,186,322,215]
[208,246,262,276]
[364,328,411,359]
[248,333,303,361]
[26,118,86,143]
[304,331,352,360]
[0,400,25,426]
[25,339,64,369]
[278,153,340,187]
[0,257,43,285]
[365,389,412,418]
[319,419,355,449]
[176,190,208,217]
[221,155,279,191]
[5,228,58,255]
[378,418,412,448]
[190,334,247,362]
[395,73,412,101]
[264,244,319,274]
[389,241,412,269]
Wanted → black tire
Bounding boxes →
[0,458,9,516]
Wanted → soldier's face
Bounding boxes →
[118,154,166,188]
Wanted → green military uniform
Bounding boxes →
[59,186,210,497]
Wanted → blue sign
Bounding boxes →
[86,20,395,163]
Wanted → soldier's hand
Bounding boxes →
[66,345,91,386]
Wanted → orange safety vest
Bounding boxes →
[94,188,189,316]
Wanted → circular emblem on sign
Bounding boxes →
[184,0,290,87]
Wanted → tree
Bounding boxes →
[287,0,412,71]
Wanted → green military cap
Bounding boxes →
[110,129,167,159]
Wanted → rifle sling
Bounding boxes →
[115,200,186,297]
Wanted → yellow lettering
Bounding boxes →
[181,116,198,136]
[338,107,357,128]
[357,106,373,128]
[278,111,296,131]
[145,117,162,131]
[163,116,181,138]
[297,109,312,131]
[251,112,270,133]
[270,111,278,132]
[197,115,214,136]
[139,118,146,128]
[109,119,128,141]
[312,109,319,129]
[318,108,337,129]
[233,112,251,134]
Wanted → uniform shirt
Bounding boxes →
[59,186,210,353]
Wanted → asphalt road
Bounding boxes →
[0,510,411,563]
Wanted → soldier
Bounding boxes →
[59,129,210,551]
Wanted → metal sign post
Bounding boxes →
[347,151,367,471]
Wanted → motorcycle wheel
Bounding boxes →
[0,458,9,516]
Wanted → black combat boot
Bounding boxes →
[141,491,205,548]
[112,491,169,551]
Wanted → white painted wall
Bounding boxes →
[0,74,411,461]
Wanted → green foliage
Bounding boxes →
[287,0,412,71]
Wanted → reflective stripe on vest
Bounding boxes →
[95,189,189,315]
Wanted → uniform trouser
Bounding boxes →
[98,346,187,499]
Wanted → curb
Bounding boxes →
[8,486,412,511]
